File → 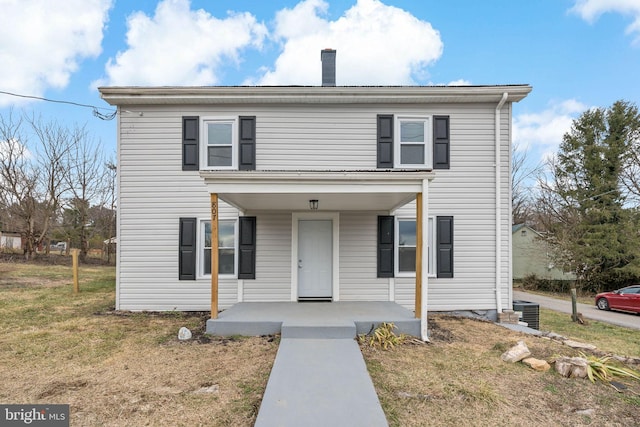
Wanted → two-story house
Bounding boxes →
[99,50,531,339]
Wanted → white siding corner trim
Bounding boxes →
[291,212,340,301]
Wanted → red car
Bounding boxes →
[595,285,640,313]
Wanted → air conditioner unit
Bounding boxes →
[512,300,540,330]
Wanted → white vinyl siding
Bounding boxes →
[243,213,292,302]
[117,110,238,311]
[116,101,513,313]
[339,213,389,301]
[395,103,513,312]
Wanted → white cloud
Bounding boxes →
[0,0,112,106]
[96,0,267,87]
[447,79,472,86]
[571,0,640,44]
[513,99,588,160]
[251,0,443,85]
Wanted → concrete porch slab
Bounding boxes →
[206,301,420,337]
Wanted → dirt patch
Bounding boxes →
[426,315,457,342]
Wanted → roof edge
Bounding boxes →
[99,85,532,106]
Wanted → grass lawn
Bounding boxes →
[0,261,278,426]
[2,260,639,426]
[540,308,640,357]
[363,316,640,427]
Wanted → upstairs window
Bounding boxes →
[395,117,431,168]
[183,116,256,171]
[377,115,449,170]
[203,118,236,169]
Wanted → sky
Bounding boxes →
[1,0,640,169]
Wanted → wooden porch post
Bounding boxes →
[415,193,423,319]
[211,193,219,319]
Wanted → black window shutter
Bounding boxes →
[377,216,394,277]
[238,116,256,171]
[182,116,199,171]
[377,115,394,168]
[238,216,256,279]
[433,115,450,169]
[436,216,454,278]
[179,217,197,280]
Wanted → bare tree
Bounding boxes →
[621,125,640,207]
[512,142,542,225]
[28,115,75,254]
[64,127,106,262]
[0,111,42,259]
[105,159,117,263]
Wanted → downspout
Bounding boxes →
[494,92,508,314]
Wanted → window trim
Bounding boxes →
[394,116,432,168]
[199,218,238,278]
[201,117,238,170]
[394,216,435,278]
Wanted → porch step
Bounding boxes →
[206,319,282,337]
[355,319,421,337]
[281,320,357,339]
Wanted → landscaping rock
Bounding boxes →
[554,356,588,378]
[545,332,567,341]
[501,340,531,363]
[563,340,596,350]
[522,357,551,372]
[178,326,192,341]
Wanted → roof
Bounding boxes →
[99,84,532,106]
[512,224,543,237]
[512,224,526,233]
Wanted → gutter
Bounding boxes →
[495,92,508,314]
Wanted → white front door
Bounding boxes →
[298,220,333,300]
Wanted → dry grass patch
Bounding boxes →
[0,261,278,426]
[362,315,640,427]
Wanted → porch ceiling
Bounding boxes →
[199,170,435,212]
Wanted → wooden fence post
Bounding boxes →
[72,249,79,294]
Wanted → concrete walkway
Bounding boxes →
[254,338,388,427]
[513,290,640,330]
[207,302,420,425]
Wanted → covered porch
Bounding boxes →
[206,301,420,338]
[200,170,435,340]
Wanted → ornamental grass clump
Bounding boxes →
[580,352,640,384]
[359,322,407,350]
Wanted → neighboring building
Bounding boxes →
[100,50,531,337]
[0,231,22,252]
[512,224,575,281]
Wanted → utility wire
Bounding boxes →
[0,90,117,121]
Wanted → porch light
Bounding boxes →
[309,199,319,210]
